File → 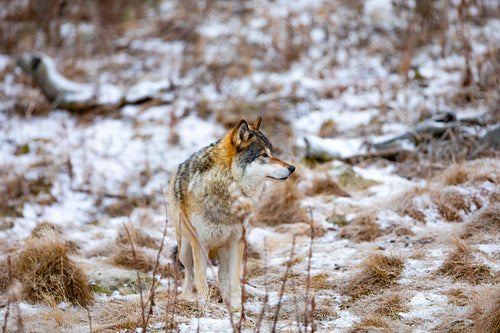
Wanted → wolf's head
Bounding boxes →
[229,117,295,196]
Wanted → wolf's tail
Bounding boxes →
[171,245,184,270]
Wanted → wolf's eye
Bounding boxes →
[260,152,269,158]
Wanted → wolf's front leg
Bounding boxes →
[190,236,209,297]
[219,238,244,309]
[179,237,195,294]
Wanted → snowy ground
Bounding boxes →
[1,0,499,332]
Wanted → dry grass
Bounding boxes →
[431,190,472,223]
[95,297,143,331]
[339,213,383,243]
[256,175,309,226]
[463,204,500,236]
[0,230,94,306]
[342,253,404,299]
[310,272,336,291]
[475,286,500,333]
[116,224,159,250]
[347,313,393,333]
[440,163,470,186]
[110,245,157,273]
[435,158,500,187]
[438,240,493,284]
[0,173,56,218]
[433,317,474,333]
[446,287,472,307]
[313,298,340,321]
[391,187,427,222]
[361,290,410,318]
[317,119,338,138]
[305,175,350,197]
[105,195,155,218]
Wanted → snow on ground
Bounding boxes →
[1,0,499,332]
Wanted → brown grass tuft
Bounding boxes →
[431,190,471,223]
[391,187,427,222]
[3,230,93,306]
[96,297,143,331]
[367,291,410,317]
[343,253,404,299]
[110,245,156,273]
[440,163,470,186]
[463,204,500,236]
[339,213,382,243]
[475,286,500,333]
[348,313,393,333]
[256,176,308,226]
[317,119,338,138]
[310,272,336,290]
[116,224,159,250]
[433,317,474,333]
[438,240,492,284]
[313,298,339,321]
[305,175,350,197]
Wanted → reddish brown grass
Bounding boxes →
[438,240,493,284]
[391,187,427,222]
[475,286,500,333]
[431,190,471,223]
[339,213,382,243]
[463,204,500,236]
[342,253,404,299]
[1,230,94,306]
[348,313,393,333]
[305,175,350,197]
[256,176,308,226]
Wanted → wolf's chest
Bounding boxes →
[192,216,242,249]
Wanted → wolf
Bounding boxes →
[168,117,295,309]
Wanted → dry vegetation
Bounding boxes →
[0,229,94,307]
[463,204,500,237]
[305,175,350,197]
[339,213,383,243]
[475,286,500,333]
[347,314,393,333]
[438,240,494,284]
[391,186,427,222]
[342,253,404,300]
[255,175,309,226]
[1,0,500,332]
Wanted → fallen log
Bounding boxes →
[17,52,170,111]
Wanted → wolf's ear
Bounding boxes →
[254,116,262,131]
[233,119,251,146]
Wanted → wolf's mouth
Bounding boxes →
[267,176,289,181]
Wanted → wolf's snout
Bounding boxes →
[288,165,296,174]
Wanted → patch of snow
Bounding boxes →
[332,311,360,328]
[179,318,234,333]
[301,135,365,158]
[0,54,10,71]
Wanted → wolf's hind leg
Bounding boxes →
[179,237,194,294]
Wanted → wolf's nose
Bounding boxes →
[288,165,296,174]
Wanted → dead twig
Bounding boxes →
[272,234,297,333]
[254,238,269,333]
[304,207,316,332]
[143,189,170,328]
[87,306,92,333]
[123,223,147,332]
